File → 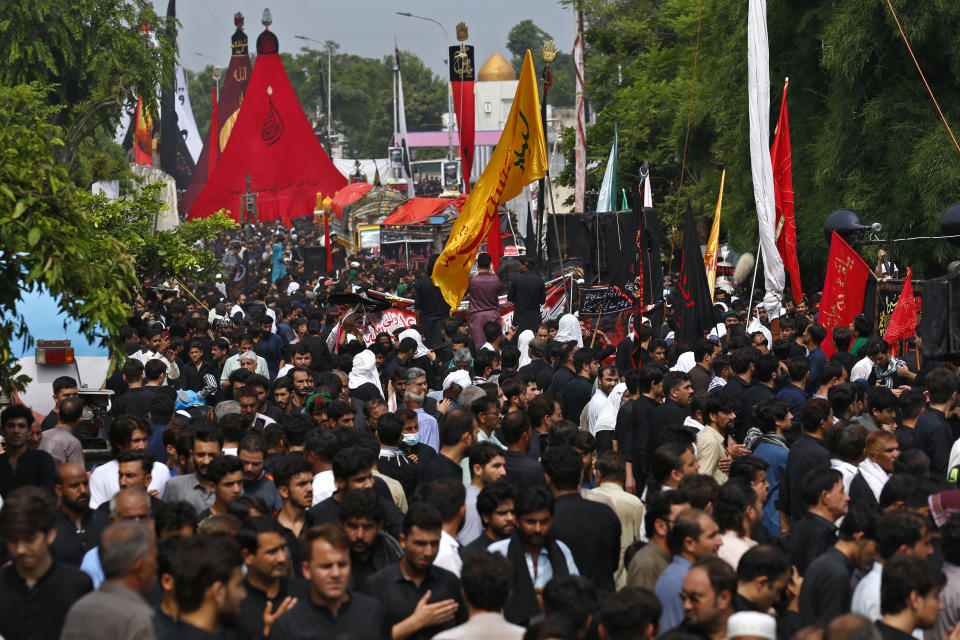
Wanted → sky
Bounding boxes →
[156,0,575,78]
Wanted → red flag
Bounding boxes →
[208,87,219,176]
[820,232,872,358]
[883,268,918,346]
[487,211,503,271]
[449,45,475,194]
[771,80,803,303]
[133,96,153,165]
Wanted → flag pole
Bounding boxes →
[747,241,762,314]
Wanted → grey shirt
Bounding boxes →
[39,426,84,467]
[162,472,215,514]
[61,580,155,640]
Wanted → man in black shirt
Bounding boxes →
[269,524,390,640]
[307,446,403,538]
[112,359,167,421]
[798,502,879,626]
[507,256,546,334]
[422,409,476,482]
[359,503,466,640]
[651,371,694,448]
[779,398,832,524]
[914,367,958,477]
[0,403,56,498]
[617,364,665,492]
[559,349,597,422]
[51,461,104,566]
[0,486,93,640]
[789,468,848,575]
[338,489,402,588]
[237,516,308,640]
[500,411,547,488]
[165,535,246,639]
[462,481,516,556]
[414,255,451,347]
[541,445,621,593]
[40,375,79,430]
[875,555,945,640]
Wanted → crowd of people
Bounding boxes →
[2,222,960,640]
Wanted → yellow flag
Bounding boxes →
[704,169,725,300]
[432,50,547,309]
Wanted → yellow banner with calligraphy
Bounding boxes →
[432,50,547,309]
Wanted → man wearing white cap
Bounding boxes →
[726,611,777,640]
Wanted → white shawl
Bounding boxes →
[348,350,383,398]
[517,330,535,368]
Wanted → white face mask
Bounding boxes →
[402,432,420,447]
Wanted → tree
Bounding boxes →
[506,20,574,108]
[562,0,960,282]
[0,1,177,186]
[0,84,138,389]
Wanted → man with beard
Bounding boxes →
[238,432,283,514]
[52,462,103,566]
[197,456,244,521]
[360,502,466,640]
[237,516,307,640]
[458,442,508,546]
[0,487,93,639]
[462,481,516,555]
[670,557,736,640]
[338,489,402,588]
[274,457,314,573]
[163,535,246,639]
[270,524,391,639]
[163,425,223,514]
[288,367,314,413]
[489,486,580,626]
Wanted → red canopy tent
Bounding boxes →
[330,182,373,219]
[189,25,346,223]
[382,194,468,225]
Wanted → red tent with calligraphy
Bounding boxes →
[189,26,346,223]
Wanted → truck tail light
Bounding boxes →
[36,340,75,365]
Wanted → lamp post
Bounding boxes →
[294,35,333,155]
[396,11,454,161]
[195,52,223,98]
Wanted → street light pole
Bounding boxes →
[396,11,454,160]
[195,52,222,98]
[294,35,333,154]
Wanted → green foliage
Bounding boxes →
[188,46,447,160]
[565,0,960,283]
[0,1,177,184]
[81,186,236,283]
[506,20,574,108]
[0,83,138,390]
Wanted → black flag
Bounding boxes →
[674,206,714,342]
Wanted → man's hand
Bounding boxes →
[505,325,518,341]
[410,590,458,629]
[263,596,298,637]
[437,398,452,415]
[717,456,733,474]
[426,350,437,362]
[727,443,751,458]
[624,474,636,495]
[895,362,917,380]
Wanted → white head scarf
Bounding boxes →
[555,314,583,347]
[517,330,535,368]
[595,382,628,433]
[671,350,696,373]
[348,350,384,398]
[442,369,472,391]
[399,328,430,359]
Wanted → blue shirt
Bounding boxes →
[655,555,692,634]
[754,439,789,537]
[147,424,167,464]
[487,538,579,589]
[806,348,827,394]
[777,383,809,418]
[415,408,440,453]
[80,547,104,588]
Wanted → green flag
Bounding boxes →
[597,123,618,212]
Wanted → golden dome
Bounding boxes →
[477,52,517,82]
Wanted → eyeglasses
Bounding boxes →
[678,590,703,603]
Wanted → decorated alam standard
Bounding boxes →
[8,4,960,640]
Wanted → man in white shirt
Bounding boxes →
[219,338,269,386]
[89,419,170,508]
[588,365,620,452]
[419,477,466,577]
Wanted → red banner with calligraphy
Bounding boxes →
[820,232,872,358]
[883,267,919,349]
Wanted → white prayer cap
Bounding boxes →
[726,612,777,640]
